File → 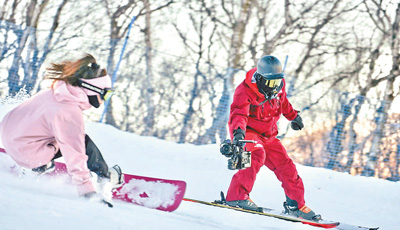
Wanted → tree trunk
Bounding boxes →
[142,0,156,136]
[195,67,235,144]
[326,93,354,170]
[105,38,118,127]
[178,70,199,143]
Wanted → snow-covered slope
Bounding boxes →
[0,106,399,230]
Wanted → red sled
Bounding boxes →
[0,148,186,212]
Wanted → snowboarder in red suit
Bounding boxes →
[225,55,320,220]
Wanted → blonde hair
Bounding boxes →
[46,54,107,86]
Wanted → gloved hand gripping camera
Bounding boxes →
[220,139,256,170]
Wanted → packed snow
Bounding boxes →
[0,102,399,230]
[118,178,180,209]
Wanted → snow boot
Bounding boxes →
[226,198,261,212]
[283,196,321,221]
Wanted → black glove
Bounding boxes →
[291,114,304,131]
[83,192,113,208]
[233,128,245,147]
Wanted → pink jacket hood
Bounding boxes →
[53,80,92,110]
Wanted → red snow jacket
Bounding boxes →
[228,67,298,138]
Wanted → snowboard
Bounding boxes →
[0,148,186,212]
[183,196,379,230]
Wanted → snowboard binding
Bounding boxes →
[109,165,124,189]
[213,191,227,205]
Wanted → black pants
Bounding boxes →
[52,134,109,178]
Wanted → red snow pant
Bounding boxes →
[226,131,306,208]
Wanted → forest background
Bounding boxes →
[0,0,399,181]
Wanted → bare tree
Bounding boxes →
[361,1,400,176]
[3,0,70,95]
[170,1,220,143]
[140,0,174,136]
[0,0,19,64]
[101,0,142,126]
[101,0,173,128]
[186,0,256,143]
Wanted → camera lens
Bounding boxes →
[220,143,232,156]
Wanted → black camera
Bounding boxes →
[220,139,256,170]
[220,139,234,157]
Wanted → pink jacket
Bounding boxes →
[0,81,95,195]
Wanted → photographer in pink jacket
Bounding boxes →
[0,54,122,207]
